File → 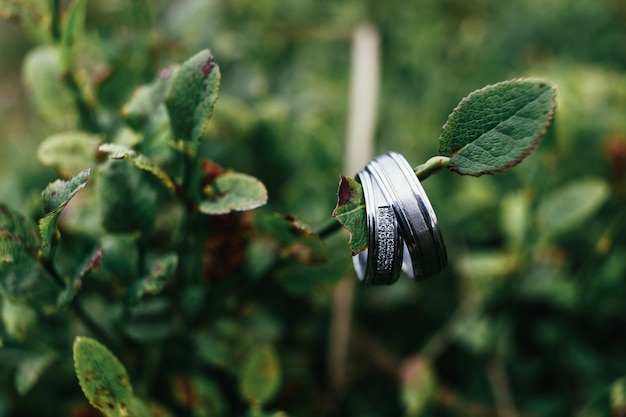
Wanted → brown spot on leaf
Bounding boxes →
[337,175,353,206]
[201,56,215,77]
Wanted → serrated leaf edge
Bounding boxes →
[443,78,557,176]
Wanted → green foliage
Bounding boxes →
[73,336,139,417]
[239,344,282,407]
[165,49,221,152]
[199,172,268,215]
[439,79,556,176]
[0,1,625,417]
[39,168,90,252]
[37,131,100,177]
[332,175,366,255]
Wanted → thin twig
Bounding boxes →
[487,356,520,417]
[39,257,121,351]
[51,0,62,41]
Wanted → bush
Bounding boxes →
[1,1,626,417]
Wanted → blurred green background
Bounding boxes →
[1,0,626,416]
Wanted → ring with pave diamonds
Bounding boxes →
[352,168,404,285]
[352,152,447,283]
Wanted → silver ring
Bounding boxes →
[366,152,447,280]
[352,169,404,285]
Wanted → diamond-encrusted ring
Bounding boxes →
[352,152,447,283]
[352,168,404,285]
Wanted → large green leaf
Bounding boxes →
[439,79,556,176]
[37,131,100,177]
[39,168,90,253]
[536,177,610,237]
[73,336,134,417]
[0,203,40,265]
[165,49,221,151]
[239,344,281,406]
[199,172,267,215]
[22,47,76,125]
[331,175,367,255]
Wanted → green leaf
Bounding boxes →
[500,191,530,250]
[199,172,268,215]
[239,344,281,407]
[57,248,102,308]
[39,168,90,253]
[1,296,37,341]
[73,336,134,417]
[98,159,157,234]
[122,66,178,131]
[15,352,56,396]
[165,49,221,151]
[457,251,519,305]
[98,143,177,193]
[0,0,50,39]
[195,333,239,375]
[0,262,59,309]
[100,235,138,281]
[60,0,86,72]
[258,214,328,264]
[124,298,177,342]
[172,375,227,416]
[37,131,100,177]
[331,175,367,255]
[400,356,436,417]
[439,79,556,176]
[0,203,40,265]
[22,46,76,125]
[129,253,178,303]
[611,377,626,417]
[536,178,610,237]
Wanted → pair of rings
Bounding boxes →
[352,152,447,285]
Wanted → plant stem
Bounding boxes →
[415,156,450,181]
[51,0,62,41]
[64,72,100,133]
[39,257,121,351]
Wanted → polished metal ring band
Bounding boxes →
[363,152,447,281]
[352,168,404,285]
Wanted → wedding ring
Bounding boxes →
[352,169,404,285]
[364,152,447,281]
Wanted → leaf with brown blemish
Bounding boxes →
[73,336,134,417]
[164,49,221,152]
[332,175,367,255]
